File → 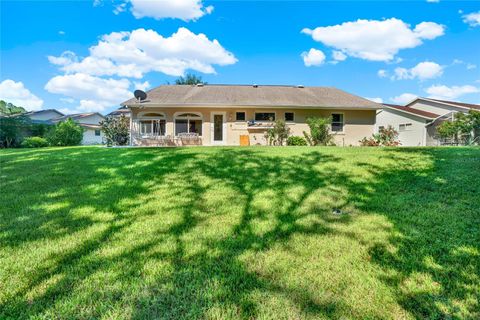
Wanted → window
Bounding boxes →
[140,120,166,136]
[285,112,294,122]
[399,123,412,132]
[235,112,246,121]
[255,112,275,121]
[94,129,101,136]
[331,113,344,132]
[174,113,202,136]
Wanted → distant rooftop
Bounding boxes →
[121,84,380,109]
[383,103,440,119]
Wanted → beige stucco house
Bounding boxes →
[377,97,480,146]
[121,84,380,146]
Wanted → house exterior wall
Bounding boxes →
[376,109,428,146]
[130,107,376,146]
[76,114,105,125]
[82,128,103,145]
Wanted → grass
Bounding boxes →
[0,146,479,319]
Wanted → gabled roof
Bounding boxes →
[53,112,105,122]
[121,84,381,109]
[383,103,439,120]
[107,107,130,117]
[427,98,480,110]
[24,109,64,116]
[406,97,480,111]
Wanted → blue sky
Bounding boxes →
[1,0,479,114]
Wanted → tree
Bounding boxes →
[100,114,130,146]
[0,100,27,116]
[303,117,334,146]
[265,119,290,146]
[175,73,206,85]
[437,110,480,145]
[0,115,30,148]
[47,118,83,146]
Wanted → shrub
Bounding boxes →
[303,117,334,146]
[287,136,307,146]
[21,137,49,148]
[100,114,130,146]
[360,126,400,146]
[265,119,291,146]
[0,115,31,148]
[437,110,480,145]
[47,118,83,146]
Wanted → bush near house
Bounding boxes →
[21,137,49,148]
[265,119,290,146]
[303,116,335,146]
[0,146,478,319]
[46,118,83,146]
[100,114,130,146]
[286,136,308,146]
[360,125,401,146]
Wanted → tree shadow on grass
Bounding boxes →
[1,147,479,319]
[353,148,480,319]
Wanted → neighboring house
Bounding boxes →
[107,106,130,119]
[52,113,105,145]
[24,109,64,124]
[121,84,380,146]
[377,97,480,146]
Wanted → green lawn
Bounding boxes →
[0,146,479,319]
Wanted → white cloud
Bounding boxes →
[392,61,443,80]
[390,93,418,105]
[58,30,65,35]
[106,0,214,21]
[332,50,347,62]
[134,81,150,91]
[45,73,132,112]
[48,27,237,78]
[425,84,479,100]
[365,97,383,103]
[0,79,44,111]
[467,64,477,70]
[426,0,439,3]
[377,69,388,78]
[301,48,326,67]
[462,11,480,27]
[301,18,444,61]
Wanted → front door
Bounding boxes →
[211,112,226,145]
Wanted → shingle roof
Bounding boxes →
[383,104,439,119]
[427,98,480,110]
[24,109,64,116]
[121,84,381,109]
[53,112,104,122]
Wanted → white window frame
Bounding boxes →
[254,111,276,122]
[331,112,345,133]
[284,111,295,123]
[399,123,413,132]
[173,112,203,136]
[137,112,166,137]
